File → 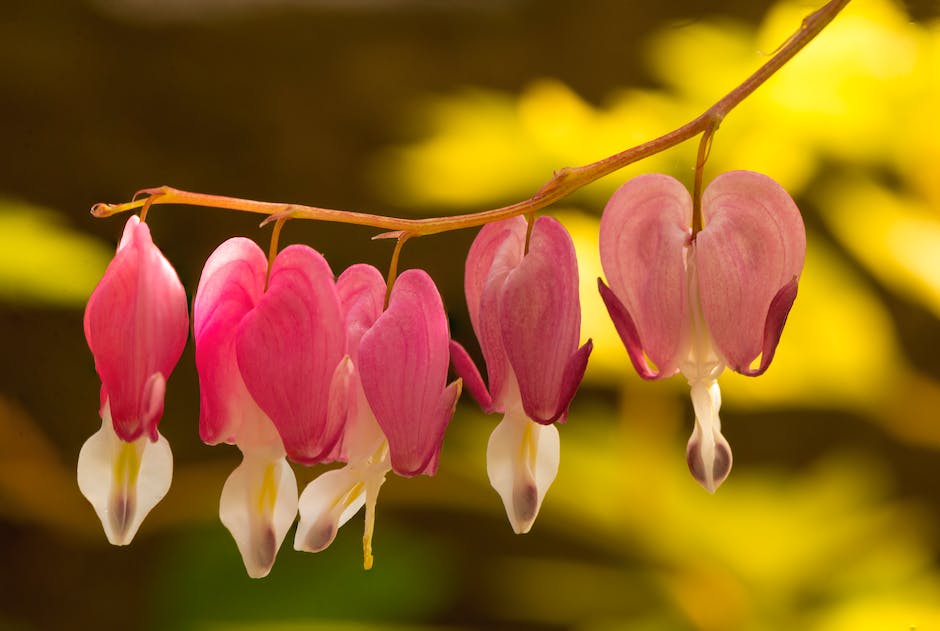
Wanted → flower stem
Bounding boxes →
[691,120,719,235]
[384,233,411,308]
[91,0,850,235]
[265,216,286,289]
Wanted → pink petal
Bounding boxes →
[500,216,590,424]
[358,269,460,477]
[193,238,269,445]
[696,171,806,374]
[336,264,386,362]
[733,276,800,377]
[236,245,347,465]
[84,215,189,441]
[598,279,661,379]
[598,174,691,378]
[449,340,494,412]
[550,340,593,424]
[463,217,527,410]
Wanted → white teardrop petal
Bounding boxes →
[686,380,732,493]
[294,467,367,553]
[77,413,173,545]
[219,453,298,578]
[486,408,560,534]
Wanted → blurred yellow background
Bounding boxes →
[1,0,939,629]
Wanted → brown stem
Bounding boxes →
[384,233,411,308]
[691,120,719,235]
[91,0,850,235]
[266,216,287,289]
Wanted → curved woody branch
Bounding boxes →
[91,0,851,236]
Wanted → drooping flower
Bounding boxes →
[235,244,350,467]
[78,215,188,545]
[193,237,299,578]
[294,266,461,569]
[450,216,592,534]
[598,170,806,492]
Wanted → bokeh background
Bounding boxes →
[2,0,940,629]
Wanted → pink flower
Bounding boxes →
[294,265,461,569]
[450,216,592,533]
[598,171,806,492]
[235,244,351,467]
[193,237,300,578]
[78,215,188,545]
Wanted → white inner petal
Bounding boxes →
[295,437,390,570]
[219,452,298,579]
[77,404,173,546]
[486,400,560,535]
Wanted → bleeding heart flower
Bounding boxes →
[235,244,350,467]
[450,216,592,534]
[598,170,806,492]
[79,215,188,545]
[193,237,299,578]
[294,265,461,569]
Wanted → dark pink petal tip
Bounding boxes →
[449,340,494,413]
[733,276,800,377]
[597,278,663,381]
[527,339,592,425]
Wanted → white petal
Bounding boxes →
[219,453,298,578]
[486,407,560,534]
[686,380,733,493]
[341,377,387,463]
[77,412,173,545]
[294,467,368,553]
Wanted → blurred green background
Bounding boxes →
[2,0,940,629]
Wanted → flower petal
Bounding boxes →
[486,406,560,534]
[359,269,460,477]
[449,339,494,412]
[696,170,806,374]
[464,217,527,410]
[598,174,691,378]
[685,380,732,493]
[77,403,173,545]
[193,238,269,445]
[84,216,189,441]
[550,340,593,424]
[736,276,800,377]
[500,216,588,423]
[236,245,347,465]
[336,264,387,362]
[598,279,661,379]
[337,371,385,460]
[219,452,298,578]
[294,467,368,553]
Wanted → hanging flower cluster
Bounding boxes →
[80,171,804,576]
[79,168,804,576]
